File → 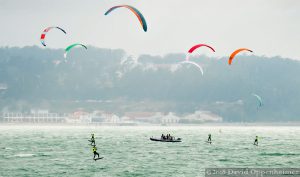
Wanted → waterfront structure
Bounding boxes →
[3,110,67,123]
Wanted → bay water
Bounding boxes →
[1,125,299,177]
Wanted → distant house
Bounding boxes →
[161,112,180,124]
[67,111,91,123]
[90,111,105,123]
[3,110,66,123]
[104,114,120,123]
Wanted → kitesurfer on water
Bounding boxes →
[254,136,258,146]
[92,145,100,159]
[208,134,212,144]
[90,134,95,146]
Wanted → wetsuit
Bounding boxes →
[93,146,99,159]
[254,136,258,146]
[208,134,212,143]
[90,134,95,146]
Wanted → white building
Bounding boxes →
[3,110,66,123]
[101,113,120,124]
[161,112,180,124]
[66,111,91,124]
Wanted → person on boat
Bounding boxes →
[208,134,212,143]
[90,133,95,146]
[92,145,100,159]
[254,136,258,146]
[161,134,165,140]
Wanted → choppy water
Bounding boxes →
[0,125,299,177]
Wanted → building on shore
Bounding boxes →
[66,111,122,125]
[102,113,121,124]
[90,111,106,123]
[161,112,180,125]
[66,111,91,124]
[2,110,67,123]
[1,109,222,125]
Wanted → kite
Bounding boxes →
[40,26,66,47]
[105,5,147,32]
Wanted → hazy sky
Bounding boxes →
[0,0,299,59]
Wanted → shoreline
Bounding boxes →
[1,122,300,127]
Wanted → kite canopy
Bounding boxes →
[105,5,147,32]
[186,44,215,61]
[228,48,253,65]
[180,61,204,76]
[252,93,263,107]
[40,26,66,47]
[64,43,87,58]
[188,44,215,54]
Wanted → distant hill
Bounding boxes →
[0,46,299,122]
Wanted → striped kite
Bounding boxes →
[105,5,147,32]
[40,26,66,47]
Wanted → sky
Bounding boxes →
[0,0,299,59]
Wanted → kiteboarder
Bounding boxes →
[208,134,212,144]
[90,134,95,146]
[92,145,100,159]
[254,136,258,146]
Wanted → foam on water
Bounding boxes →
[14,154,35,157]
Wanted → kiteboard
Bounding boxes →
[205,141,212,144]
[94,157,104,161]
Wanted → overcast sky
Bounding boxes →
[0,0,299,59]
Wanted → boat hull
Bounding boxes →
[150,137,182,142]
